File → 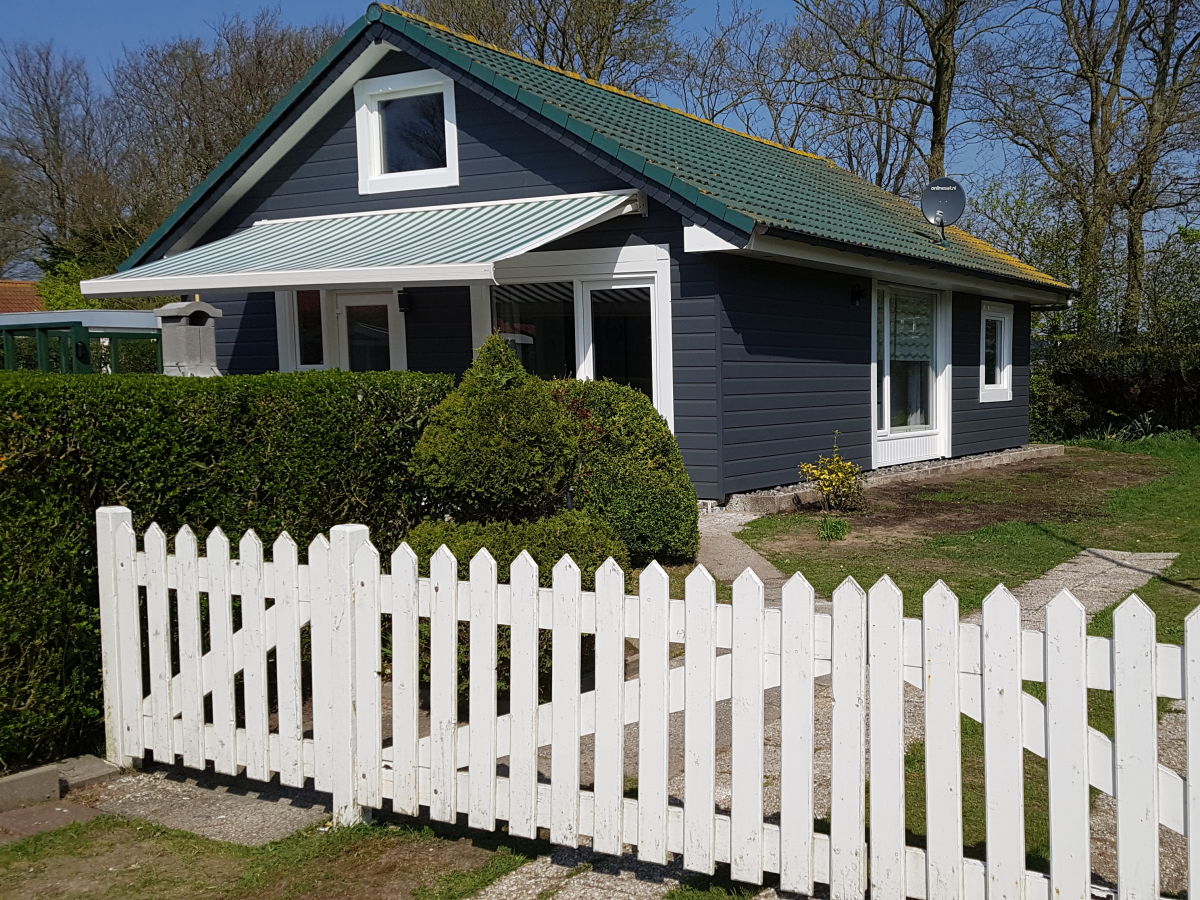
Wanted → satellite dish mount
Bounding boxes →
[920,177,966,244]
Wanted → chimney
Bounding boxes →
[154,301,224,377]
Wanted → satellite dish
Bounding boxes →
[920,177,966,241]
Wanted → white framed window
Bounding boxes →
[353,70,459,194]
[979,300,1013,402]
[275,289,334,371]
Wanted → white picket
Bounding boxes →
[1112,595,1160,899]
[329,524,369,825]
[391,543,420,816]
[779,573,816,894]
[1186,606,1200,900]
[240,530,269,782]
[429,544,459,824]
[469,550,498,831]
[96,507,138,765]
[981,586,1025,900]
[206,528,237,775]
[683,565,717,874]
[93,508,1194,898]
[923,581,963,899]
[273,532,305,788]
[829,578,866,899]
[594,557,628,856]
[353,539,382,810]
[730,569,765,884]
[1044,591,1091,898]
[867,576,905,900]
[144,523,173,763]
[638,562,672,864]
[175,526,205,770]
[307,534,333,791]
[507,551,540,839]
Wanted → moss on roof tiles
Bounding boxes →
[376,5,1067,291]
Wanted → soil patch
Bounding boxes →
[759,448,1166,553]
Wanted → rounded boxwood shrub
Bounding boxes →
[411,336,578,522]
[556,379,699,565]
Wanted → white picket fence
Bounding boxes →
[95,506,1197,899]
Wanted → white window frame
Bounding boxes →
[869,281,952,467]
[334,290,407,371]
[353,70,459,195]
[274,289,335,371]
[488,245,675,429]
[979,300,1014,403]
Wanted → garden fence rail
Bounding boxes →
[95,506,1196,900]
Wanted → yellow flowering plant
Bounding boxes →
[798,431,866,513]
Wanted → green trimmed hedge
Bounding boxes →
[0,370,453,769]
[558,379,699,565]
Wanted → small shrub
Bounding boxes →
[412,335,578,522]
[816,514,850,542]
[556,379,699,565]
[1028,372,1090,442]
[799,432,866,513]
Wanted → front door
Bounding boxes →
[334,291,406,371]
[873,285,949,466]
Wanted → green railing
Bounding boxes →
[0,324,162,374]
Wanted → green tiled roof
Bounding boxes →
[376,5,1067,291]
[123,4,1068,293]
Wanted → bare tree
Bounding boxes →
[404,0,686,93]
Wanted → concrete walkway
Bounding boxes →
[697,510,789,602]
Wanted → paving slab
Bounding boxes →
[0,801,102,846]
[0,765,60,813]
[71,765,330,846]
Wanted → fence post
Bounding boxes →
[329,523,370,826]
[96,505,136,767]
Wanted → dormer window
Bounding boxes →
[354,70,458,194]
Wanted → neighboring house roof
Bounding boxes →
[124,3,1069,294]
[0,280,45,313]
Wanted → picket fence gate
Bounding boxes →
[95,507,1196,899]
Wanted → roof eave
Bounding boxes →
[756,225,1074,303]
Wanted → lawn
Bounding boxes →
[0,816,530,900]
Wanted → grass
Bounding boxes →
[0,815,531,900]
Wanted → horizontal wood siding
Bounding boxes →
[403,286,473,376]
[206,51,627,240]
[201,291,279,374]
[718,256,871,496]
[950,294,1030,456]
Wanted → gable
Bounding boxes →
[198,49,630,247]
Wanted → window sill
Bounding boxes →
[358,168,459,195]
[979,388,1013,403]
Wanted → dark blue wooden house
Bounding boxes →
[82,4,1071,501]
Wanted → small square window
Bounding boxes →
[354,70,458,194]
[980,301,1013,402]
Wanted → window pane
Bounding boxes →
[379,92,446,173]
[345,304,391,371]
[876,294,885,430]
[296,290,324,366]
[888,291,935,432]
[984,317,1001,385]
[592,286,652,397]
[491,282,575,379]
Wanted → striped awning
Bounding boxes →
[81,191,641,297]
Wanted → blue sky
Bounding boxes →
[5,1,799,78]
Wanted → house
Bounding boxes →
[0,280,45,314]
[81,4,1071,502]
